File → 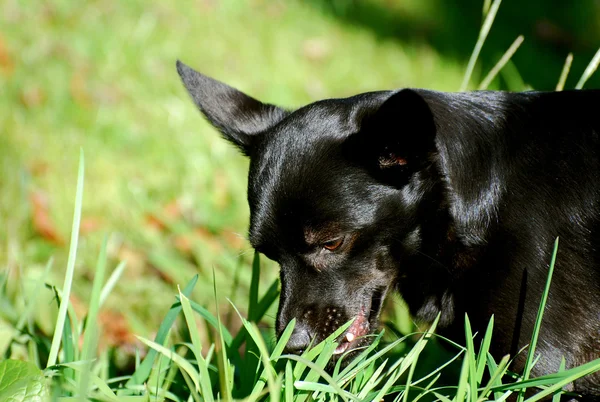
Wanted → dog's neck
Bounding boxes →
[423,91,522,247]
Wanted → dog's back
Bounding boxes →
[419,89,600,395]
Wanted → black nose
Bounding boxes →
[284,323,312,354]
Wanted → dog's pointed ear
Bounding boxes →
[345,89,437,184]
[177,60,287,155]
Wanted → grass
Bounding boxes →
[2,158,599,399]
[2,0,600,400]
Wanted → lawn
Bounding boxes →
[1,0,600,400]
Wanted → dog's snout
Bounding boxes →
[284,322,312,354]
[282,304,349,354]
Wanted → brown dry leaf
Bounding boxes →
[70,70,91,107]
[194,227,223,253]
[0,35,14,77]
[29,190,65,245]
[172,233,194,255]
[20,86,46,108]
[145,199,184,232]
[148,264,174,284]
[172,227,223,256]
[145,214,166,231]
[69,293,87,321]
[302,38,331,63]
[28,161,49,177]
[80,217,103,236]
[116,244,146,277]
[98,310,139,350]
[222,228,247,250]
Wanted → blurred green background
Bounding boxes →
[1,0,599,355]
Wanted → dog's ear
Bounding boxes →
[345,89,437,184]
[177,60,287,155]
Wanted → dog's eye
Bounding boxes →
[323,237,343,251]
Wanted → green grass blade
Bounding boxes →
[434,392,453,402]
[77,236,109,397]
[464,315,478,401]
[371,316,440,401]
[477,354,510,402]
[460,0,503,90]
[212,270,233,401]
[282,354,357,402]
[518,237,559,402]
[478,35,524,89]
[551,357,566,402]
[136,335,202,394]
[455,354,470,402]
[179,289,214,402]
[293,319,353,379]
[182,297,233,346]
[126,275,198,386]
[482,0,492,15]
[99,260,126,309]
[60,361,119,401]
[255,279,280,321]
[556,53,573,91]
[47,149,85,368]
[575,47,600,89]
[285,361,294,402]
[476,315,494,381]
[240,318,279,401]
[491,357,600,393]
[357,359,387,400]
[81,236,108,362]
[16,257,53,331]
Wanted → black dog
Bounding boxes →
[177,61,600,398]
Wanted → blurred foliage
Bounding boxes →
[0,0,598,349]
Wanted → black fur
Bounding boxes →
[177,60,600,398]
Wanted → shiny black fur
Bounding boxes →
[177,60,600,398]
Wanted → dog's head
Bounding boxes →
[177,61,440,361]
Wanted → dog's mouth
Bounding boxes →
[333,287,385,356]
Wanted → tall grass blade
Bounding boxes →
[77,236,109,396]
[81,236,108,362]
[464,315,478,401]
[212,270,233,401]
[478,35,524,89]
[47,149,85,368]
[455,355,470,402]
[478,354,510,402]
[476,316,494,381]
[179,289,215,402]
[460,0,503,90]
[285,361,294,402]
[16,257,53,331]
[551,357,566,402]
[127,275,198,386]
[575,47,600,89]
[240,318,279,401]
[136,335,202,393]
[518,237,559,402]
[283,354,357,402]
[556,53,573,91]
[99,260,126,308]
[370,316,439,401]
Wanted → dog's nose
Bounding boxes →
[284,323,312,354]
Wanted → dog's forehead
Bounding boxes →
[246,96,391,248]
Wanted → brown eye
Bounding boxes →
[323,237,343,251]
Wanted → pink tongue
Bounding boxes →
[345,310,370,341]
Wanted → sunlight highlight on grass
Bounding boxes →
[47,149,85,368]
